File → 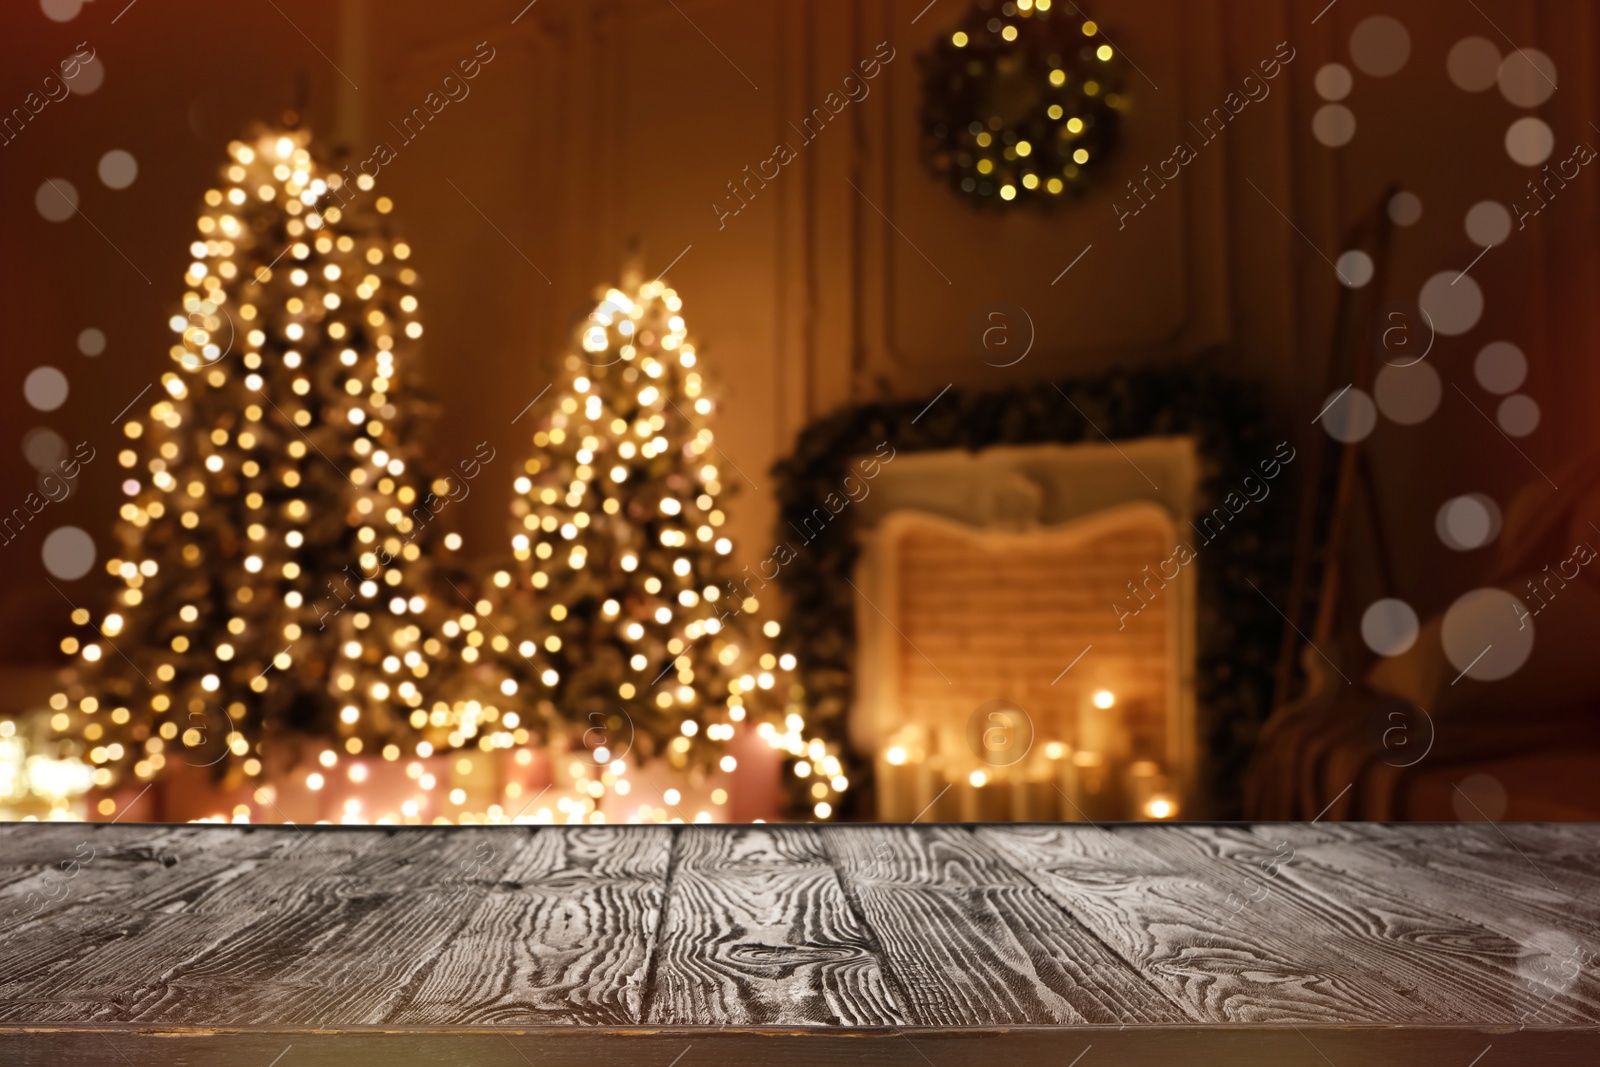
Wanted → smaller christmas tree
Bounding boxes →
[471,273,848,820]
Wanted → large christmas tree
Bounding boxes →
[472,274,848,820]
[49,129,487,802]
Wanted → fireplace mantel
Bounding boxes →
[850,437,1201,532]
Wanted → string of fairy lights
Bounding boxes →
[37,129,847,824]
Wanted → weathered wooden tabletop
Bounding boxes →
[1,822,1597,1065]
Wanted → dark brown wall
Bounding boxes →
[1,0,1594,699]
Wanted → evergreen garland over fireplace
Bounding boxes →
[770,361,1294,817]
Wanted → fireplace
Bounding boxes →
[850,438,1200,822]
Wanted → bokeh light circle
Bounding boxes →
[42,527,97,581]
[1452,773,1508,821]
[24,367,69,411]
[35,179,79,222]
[1418,271,1483,336]
[1375,361,1441,424]
[1475,341,1526,394]
[1506,116,1555,167]
[1436,494,1501,551]
[64,55,103,95]
[1498,48,1557,107]
[41,0,83,21]
[1441,588,1534,681]
[1351,16,1411,77]
[1447,37,1500,92]
[1315,63,1353,101]
[1312,105,1357,147]
[1361,599,1419,656]
[23,428,69,471]
[1320,387,1377,443]
[1498,394,1540,436]
[1387,191,1422,226]
[1336,249,1374,288]
[98,149,139,190]
[1465,201,1512,246]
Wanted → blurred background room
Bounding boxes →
[2,0,1598,825]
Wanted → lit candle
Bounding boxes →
[876,744,917,822]
[1033,741,1069,822]
[1060,749,1098,820]
[1077,689,1133,819]
[924,756,961,820]
[1079,689,1118,755]
[1126,758,1165,817]
[960,768,1009,822]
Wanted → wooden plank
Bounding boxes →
[646,825,906,1026]
[0,824,215,937]
[1289,823,1600,926]
[820,824,1189,1025]
[0,826,512,1026]
[389,826,671,1025]
[1194,824,1600,1024]
[1330,822,1600,902]
[979,823,1585,1025]
[1272,824,1600,1024]
[0,820,1598,1064]
[0,824,324,1021]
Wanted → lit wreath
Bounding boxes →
[920,0,1126,206]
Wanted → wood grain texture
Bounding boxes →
[1336,822,1600,902]
[646,824,906,1026]
[1,825,513,1026]
[389,825,671,1025]
[1191,824,1598,1023]
[820,824,1190,1025]
[978,822,1600,1026]
[1277,823,1600,1024]
[0,821,1597,1067]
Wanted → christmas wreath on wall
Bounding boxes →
[770,362,1293,818]
[919,0,1126,206]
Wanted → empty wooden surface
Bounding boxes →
[1,821,1598,1065]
